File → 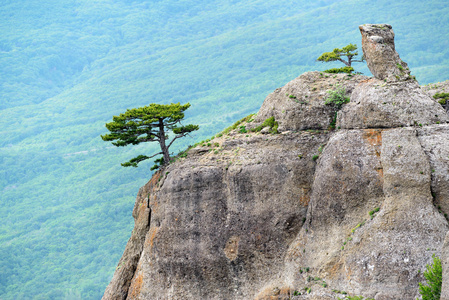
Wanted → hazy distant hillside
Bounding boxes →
[1,0,449,299]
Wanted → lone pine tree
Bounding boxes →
[317,43,364,71]
[101,102,199,169]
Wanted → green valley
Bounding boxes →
[1,0,449,298]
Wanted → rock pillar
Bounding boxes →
[359,24,411,81]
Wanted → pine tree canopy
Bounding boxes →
[101,102,199,168]
[317,43,363,68]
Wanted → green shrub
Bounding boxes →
[220,113,255,135]
[325,85,350,109]
[324,66,354,74]
[238,126,247,133]
[369,207,380,217]
[418,254,442,300]
[329,111,338,130]
[433,92,449,105]
[252,116,279,134]
[312,154,319,161]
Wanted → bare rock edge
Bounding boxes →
[103,25,449,300]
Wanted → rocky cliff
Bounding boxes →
[103,24,449,300]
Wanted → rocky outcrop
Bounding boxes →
[339,24,448,129]
[103,25,449,300]
[359,24,411,82]
[338,78,449,129]
[253,72,368,131]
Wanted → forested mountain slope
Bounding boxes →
[1,0,449,299]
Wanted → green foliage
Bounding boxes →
[317,44,363,68]
[312,154,319,161]
[102,103,199,168]
[433,92,449,105]
[121,155,150,168]
[324,67,355,74]
[325,85,350,110]
[369,207,380,216]
[150,157,165,171]
[253,116,279,134]
[329,111,338,130]
[239,125,248,133]
[219,114,255,136]
[418,254,442,300]
[369,207,380,219]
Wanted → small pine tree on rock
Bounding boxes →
[317,44,364,71]
[418,254,442,300]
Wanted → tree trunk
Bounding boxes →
[339,58,350,67]
[158,118,170,165]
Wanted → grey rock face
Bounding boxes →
[422,80,449,112]
[283,127,448,300]
[338,79,449,129]
[441,232,449,299]
[417,125,449,220]
[104,131,331,300]
[359,24,411,81]
[254,71,368,132]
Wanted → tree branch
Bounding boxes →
[338,58,350,67]
[147,151,164,159]
[167,133,186,149]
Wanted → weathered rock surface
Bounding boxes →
[105,131,331,299]
[282,127,448,300]
[441,232,449,299]
[359,24,411,82]
[102,173,159,300]
[253,72,368,132]
[417,125,449,220]
[338,78,449,129]
[103,25,449,300]
[422,80,449,112]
